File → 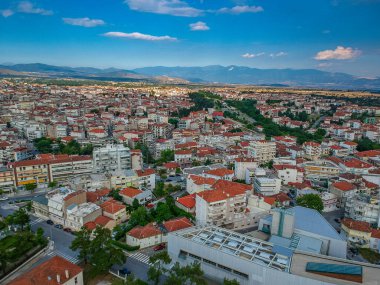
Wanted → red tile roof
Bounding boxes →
[128,223,161,239]
[342,218,371,233]
[205,168,234,177]
[371,229,380,239]
[163,217,193,232]
[176,194,196,209]
[136,168,155,177]
[119,187,143,198]
[101,199,125,214]
[86,188,110,203]
[188,175,216,186]
[163,162,180,169]
[332,181,356,192]
[9,256,82,285]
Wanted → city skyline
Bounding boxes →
[1,0,380,77]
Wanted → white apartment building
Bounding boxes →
[303,142,322,160]
[93,144,131,174]
[321,192,338,212]
[345,193,380,225]
[65,202,102,231]
[253,168,281,196]
[247,140,276,164]
[234,158,258,180]
[273,164,304,185]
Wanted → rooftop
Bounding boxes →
[174,226,291,272]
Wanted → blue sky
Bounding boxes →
[1,0,380,77]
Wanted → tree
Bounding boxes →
[132,198,140,210]
[70,227,92,264]
[148,251,172,285]
[164,262,206,285]
[223,278,240,285]
[48,181,58,188]
[129,207,151,226]
[89,226,126,273]
[13,208,30,231]
[356,138,380,152]
[0,250,9,275]
[35,227,47,245]
[24,183,37,192]
[296,194,324,212]
[155,202,174,223]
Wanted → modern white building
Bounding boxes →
[247,140,276,164]
[92,144,131,174]
[167,226,380,285]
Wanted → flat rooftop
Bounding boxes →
[176,226,291,272]
[291,252,380,285]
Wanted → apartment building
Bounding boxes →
[234,158,257,180]
[273,164,304,185]
[92,144,131,174]
[302,160,341,179]
[65,202,102,231]
[247,140,276,164]
[344,193,380,225]
[47,188,87,225]
[303,141,322,160]
[0,166,15,192]
[8,154,93,187]
[195,183,253,229]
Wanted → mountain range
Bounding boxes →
[1,63,379,90]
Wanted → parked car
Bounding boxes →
[334,218,341,223]
[0,196,8,201]
[55,224,63,229]
[153,243,166,251]
[63,228,72,233]
[46,220,54,225]
[119,268,131,276]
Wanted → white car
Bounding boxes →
[0,196,8,201]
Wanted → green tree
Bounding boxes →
[148,251,172,285]
[356,138,380,152]
[164,262,206,285]
[48,181,58,188]
[13,208,30,231]
[296,194,324,212]
[132,198,140,210]
[0,250,9,275]
[35,227,47,245]
[89,226,126,273]
[129,207,151,226]
[155,202,174,223]
[70,227,92,264]
[223,278,240,285]
[24,183,37,192]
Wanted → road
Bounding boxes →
[0,198,79,266]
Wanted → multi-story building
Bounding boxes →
[8,154,93,187]
[195,183,252,229]
[47,188,87,225]
[92,144,131,174]
[0,166,15,193]
[303,141,322,160]
[247,140,276,164]
[234,158,257,180]
[273,164,304,185]
[344,193,380,226]
[65,202,102,231]
[302,160,341,179]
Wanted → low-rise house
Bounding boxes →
[119,187,152,205]
[204,168,234,181]
[9,256,84,285]
[175,194,196,214]
[100,199,127,224]
[330,181,357,207]
[65,202,102,231]
[341,218,372,247]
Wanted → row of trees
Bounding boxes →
[226,99,326,144]
[34,137,93,155]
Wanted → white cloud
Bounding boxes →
[18,1,53,15]
[318,62,333,67]
[242,52,265,58]
[218,5,263,14]
[1,9,14,17]
[103,31,177,41]
[63,17,105,28]
[124,0,203,17]
[314,46,361,60]
[270,51,287,57]
[322,29,331,34]
[189,21,209,31]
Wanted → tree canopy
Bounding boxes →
[296,193,324,213]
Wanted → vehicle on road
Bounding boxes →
[55,224,63,229]
[153,243,166,251]
[334,218,341,223]
[46,220,54,225]
[119,268,131,276]
[0,196,8,201]
[63,228,72,233]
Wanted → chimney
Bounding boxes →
[65,270,69,279]
[57,274,61,283]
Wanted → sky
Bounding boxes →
[1,0,380,77]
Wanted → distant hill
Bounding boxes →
[134,65,380,90]
[1,63,379,90]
